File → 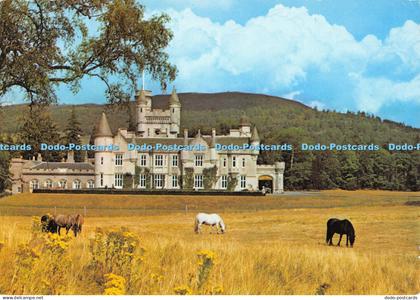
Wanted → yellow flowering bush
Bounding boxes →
[174,285,193,295]
[104,273,126,295]
[196,250,216,289]
[31,216,43,234]
[44,232,72,254]
[87,227,144,294]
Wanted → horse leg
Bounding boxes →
[73,225,78,237]
[346,235,349,247]
[337,234,342,246]
[58,226,61,235]
[327,233,333,245]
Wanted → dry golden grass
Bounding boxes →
[0,190,418,295]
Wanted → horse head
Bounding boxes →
[219,220,226,234]
[349,234,355,247]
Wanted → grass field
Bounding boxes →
[0,190,418,295]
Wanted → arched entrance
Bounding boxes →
[258,175,273,193]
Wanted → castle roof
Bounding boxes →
[190,129,208,147]
[94,112,113,138]
[169,87,181,106]
[250,126,260,142]
[29,162,94,171]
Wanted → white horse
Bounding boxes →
[194,213,226,234]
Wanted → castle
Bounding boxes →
[10,89,285,194]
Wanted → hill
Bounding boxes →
[0,92,418,144]
[0,92,419,191]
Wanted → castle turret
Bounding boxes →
[169,87,181,135]
[239,114,251,136]
[94,112,114,188]
[136,89,152,134]
[250,126,260,147]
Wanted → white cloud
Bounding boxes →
[282,90,301,100]
[352,74,420,113]
[308,101,326,110]
[159,5,419,115]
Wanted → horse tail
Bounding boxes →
[194,217,199,233]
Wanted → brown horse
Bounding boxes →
[53,214,84,237]
[70,214,84,236]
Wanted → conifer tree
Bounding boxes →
[18,106,62,161]
[65,106,83,162]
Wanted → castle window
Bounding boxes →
[195,155,203,167]
[242,158,246,168]
[240,175,246,189]
[172,175,178,188]
[221,175,228,189]
[223,157,227,167]
[101,157,104,165]
[73,179,81,190]
[172,155,178,167]
[154,174,164,188]
[139,154,147,166]
[172,108,175,113]
[87,180,95,189]
[30,180,39,190]
[45,179,53,189]
[155,155,164,167]
[114,173,123,188]
[100,173,104,187]
[115,154,123,166]
[139,174,146,188]
[232,156,237,167]
[194,175,203,189]
[59,179,67,189]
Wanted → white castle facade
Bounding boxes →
[10,89,285,194]
[94,89,284,192]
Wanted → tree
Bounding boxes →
[0,0,176,105]
[65,106,83,161]
[0,150,10,192]
[18,105,62,161]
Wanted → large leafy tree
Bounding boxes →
[0,0,176,105]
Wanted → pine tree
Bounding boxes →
[18,106,62,161]
[65,106,83,162]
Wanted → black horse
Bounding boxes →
[326,218,355,247]
[40,215,58,233]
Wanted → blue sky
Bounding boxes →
[3,0,420,128]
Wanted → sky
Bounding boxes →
[3,0,420,128]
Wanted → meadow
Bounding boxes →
[0,190,418,295]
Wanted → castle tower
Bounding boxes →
[94,112,114,188]
[239,114,251,136]
[136,89,152,134]
[250,126,260,148]
[169,87,181,135]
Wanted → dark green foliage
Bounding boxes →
[0,151,10,192]
[123,173,133,189]
[227,174,238,191]
[65,106,83,162]
[1,92,419,191]
[183,168,194,190]
[203,166,218,190]
[17,106,63,162]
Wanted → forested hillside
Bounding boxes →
[0,92,419,191]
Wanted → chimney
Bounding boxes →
[37,153,42,162]
[212,128,216,138]
[183,128,188,145]
[67,151,75,163]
